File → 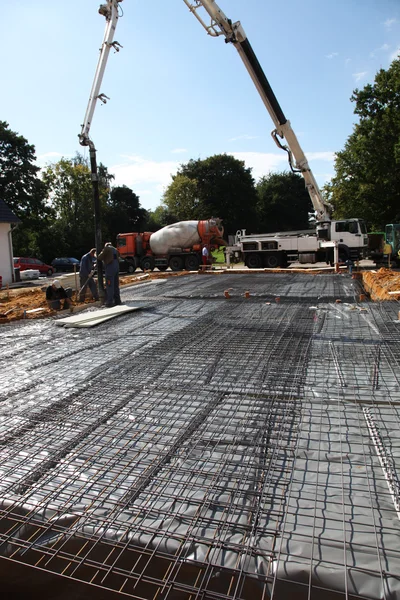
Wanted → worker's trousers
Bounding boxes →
[79,274,99,302]
[105,271,121,307]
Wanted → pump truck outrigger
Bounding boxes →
[80,0,367,272]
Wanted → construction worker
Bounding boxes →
[79,247,99,302]
[46,280,73,310]
[202,245,209,267]
[98,242,122,308]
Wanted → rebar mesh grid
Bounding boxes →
[0,273,400,599]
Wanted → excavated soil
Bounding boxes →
[361,267,400,301]
[0,271,190,324]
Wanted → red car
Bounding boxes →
[14,257,54,276]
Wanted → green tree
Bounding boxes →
[325,56,400,229]
[163,154,258,235]
[104,185,147,241]
[256,171,313,232]
[143,205,178,231]
[42,154,112,259]
[162,175,201,221]
[0,121,52,257]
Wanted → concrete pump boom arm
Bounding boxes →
[183,0,332,222]
[79,0,123,147]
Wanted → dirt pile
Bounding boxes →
[361,268,400,301]
[0,271,190,324]
[0,287,98,323]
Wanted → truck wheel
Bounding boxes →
[185,255,200,270]
[246,254,262,269]
[169,256,183,271]
[141,256,155,271]
[127,262,136,274]
[264,253,279,268]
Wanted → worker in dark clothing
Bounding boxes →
[79,247,99,302]
[98,242,122,308]
[46,280,73,310]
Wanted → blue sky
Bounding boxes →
[2,0,400,212]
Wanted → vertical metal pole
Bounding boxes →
[334,242,339,273]
[73,264,79,301]
[89,142,105,301]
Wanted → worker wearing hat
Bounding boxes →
[45,279,73,311]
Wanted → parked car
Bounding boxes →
[13,257,54,276]
[51,257,81,273]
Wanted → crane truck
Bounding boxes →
[183,0,368,268]
[117,218,226,273]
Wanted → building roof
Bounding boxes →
[0,198,21,223]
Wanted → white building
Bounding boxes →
[0,199,20,287]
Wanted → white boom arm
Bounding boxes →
[79,0,123,147]
[183,0,332,222]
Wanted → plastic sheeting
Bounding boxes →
[0,273,400,599]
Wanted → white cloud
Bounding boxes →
[370,43,390,58]
[228,151,335,181]
[306,152,336,162]
[110,155,180,209]
[345,58,351,66]
[228,134,259,142]
[229,151,287,179]
[171,148,187,154]
[111,155,179,186]
[36,151,66,165]
[325,52,338,59]
[353,71,368,82]
[390,46,400,61]
[383,18,397,29]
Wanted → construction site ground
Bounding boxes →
[1,269,400,599]
[1,265,400,324]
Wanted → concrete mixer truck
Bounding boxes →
[116,218,226,273]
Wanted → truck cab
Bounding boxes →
[328,219,368,261]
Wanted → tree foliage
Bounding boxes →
[325,57,400,229]
[255,172,313,232]
[162,175,200,222]
[163,154,258,235]
[0,121,52,257]
[104,185,147,240]
[0,121,48,220]
[42,155,96,259]
[144,205,178,231]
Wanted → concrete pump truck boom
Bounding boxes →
[79,0,123,295]
[184,0,368,268]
